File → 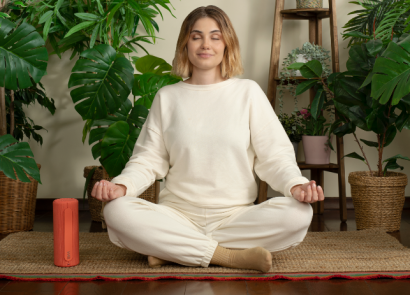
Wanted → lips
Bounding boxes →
[198,54,212,57]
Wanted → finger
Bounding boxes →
[300,190,305,202]
[318,185,325,201]
[311,183,319,203]
[102,181,109,201]
[306,185,312,203]
[91,182,99,198]
[97,180,103,201]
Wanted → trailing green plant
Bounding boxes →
[278,112,304,142]
[278,42,333,122]
[342,0,410,47]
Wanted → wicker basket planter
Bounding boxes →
[296,0,323,8]
[0,163,41,234]
[348,171,408,233]
[83,165,159,222]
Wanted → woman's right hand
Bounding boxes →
[91,180,127,201]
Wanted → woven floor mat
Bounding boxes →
[1,228,409,274]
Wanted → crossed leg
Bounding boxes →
[145,196,313,270]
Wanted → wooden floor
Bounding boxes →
[1,206,410,294]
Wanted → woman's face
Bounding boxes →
[186,17,226,73]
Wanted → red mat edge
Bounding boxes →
[1,273,410,281]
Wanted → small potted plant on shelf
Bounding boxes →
[296,0,323,9]
[277,42,332,117]
[278,112,304,157]
[295,105,334,165]
[287,29,410,232]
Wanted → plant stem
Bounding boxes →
[378,100,392,177]
[319,78,373,175]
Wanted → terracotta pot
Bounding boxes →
[302,135,332,164]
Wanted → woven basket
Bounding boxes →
[348,171,408,233]
[83,165,159,222]
[0,163,41,234]
[296,0,323,8]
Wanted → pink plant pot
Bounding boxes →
[302,135,332,164]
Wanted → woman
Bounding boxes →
[91,5,324,273]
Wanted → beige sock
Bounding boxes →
[210,245,272,273]
[147,255,174,268]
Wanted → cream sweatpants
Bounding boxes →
[103,195,313,268]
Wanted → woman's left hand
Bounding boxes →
[291,180,325,203]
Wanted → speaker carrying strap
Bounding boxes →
[64,208,73,262]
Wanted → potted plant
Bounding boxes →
[287,22,410,231]
[2,0,178,223]
[296,105,334,164]
[296,0,323,9]
[277,42,333,122]
[0,18,53,233]
[278,112,304,157]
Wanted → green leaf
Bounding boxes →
[295,79,318,95]
[360,138,379,147]
[380,124,397,147]
[311,88,325,119]
[371,35,410,105]
[365,39,383,57]
[0,134,41,183]
[383,154,410,163]
[299,60,323,78]
[64,21,95,38]
[68,44,134,120]
[342,152,365,162]
[286,62,305,70]
[0,18,48,90]
[134,54,172,75]
[38,11,53,24]
[75,13,100,21]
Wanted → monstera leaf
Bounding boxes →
[0,18,48,90]
[88,98,149,177]
[68,44,134,121]
[0,134,41,183]
[133,54,173,75]
[370,34,410,105]
[133,72,181,108]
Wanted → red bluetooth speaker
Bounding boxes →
[53,198,79,267]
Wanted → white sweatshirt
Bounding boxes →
[110,77,310,208]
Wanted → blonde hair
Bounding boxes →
[170,5,244,79]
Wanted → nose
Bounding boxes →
[201,36,211,49]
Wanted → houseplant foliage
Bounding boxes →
[342,0,410,47]
[2,0,177,175]
[278,112,304,143]
[288,34,410,177]
[277,42,332,117]
[0,17,50,183]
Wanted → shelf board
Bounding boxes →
[273,76,326,85]
[281,8,330,20]
[297,161,339,172]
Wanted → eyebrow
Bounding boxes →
[190,30,221,34]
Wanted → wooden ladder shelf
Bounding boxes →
[256,0,347,222]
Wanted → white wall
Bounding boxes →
[23,0,410,199]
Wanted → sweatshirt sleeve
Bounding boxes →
[249,81,310,199]
[110,92,170,198]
